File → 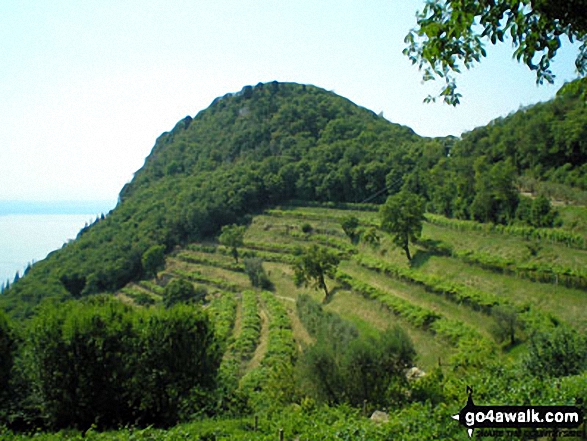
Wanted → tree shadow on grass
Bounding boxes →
[409,250,432,268]
[323,285,344,304]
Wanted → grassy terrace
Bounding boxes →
[111,203,585,378]
[6,202,587,441]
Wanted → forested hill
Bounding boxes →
[405,79,587,225]
[1,82,433,317]
[2,79,586,318]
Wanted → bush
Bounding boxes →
[24,297,220,429]
[524,326,587,378]
[243,258,273,290]
[142,244,166,278]
[164,279,206,308]
[301,223,314,234]
[131,304,220,426]
[297,325,415,408]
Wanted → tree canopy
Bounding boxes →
[380,191,425,261]
[293,245,340,301]
[405,0,587,105]
[218,224,246,263]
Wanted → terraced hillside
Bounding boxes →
[116,202,587,375]
[3,203,586,440]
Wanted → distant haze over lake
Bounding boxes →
[0,200,116,285]
[0,200,115,216]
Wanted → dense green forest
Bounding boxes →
[1,80,586,439]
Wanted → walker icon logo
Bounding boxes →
[451,386,584,438]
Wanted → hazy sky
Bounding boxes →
[0,0,581,204]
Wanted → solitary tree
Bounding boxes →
[340,215,360,243]
[530,195,556,227]
[380,191,425,261]
[405,0,587,105]
[218,224,246,263]
[490,305,523,346]
[293,245,340,301]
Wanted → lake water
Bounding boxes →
[0,214,98,285]
[0,201,114,286]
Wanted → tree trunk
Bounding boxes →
[404,245,412,261]
[320,273,329,302]
[510,327,515,346]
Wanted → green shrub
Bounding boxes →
[24,297,219,429]
[141,244,166,278]
[163,279,206,308]
[301,223,314,234]
[244,258,273,290]
[524,326,587,378]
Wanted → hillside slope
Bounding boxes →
[1,82,434,317]
[2,79,586,319]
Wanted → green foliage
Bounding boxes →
[336,272,442,330]
[217,291,261,411]
[490,305,523,346]
[341,327,416,407]
[237,292,297,413]
[426,212,587,249]
[5,80,586,321]
[141,244,166,278]
[361,226,380,248]
[516,194,559,228]
[296,295,415,408]
[524,326,587,378]
[405,0,587,105]
[0,310,15,409]
[354,255,500,314]
[130,304,220,426]
[3,82,429,318]
[243,258,273,290]
[380,191,425,261]
[177,252,244,272]
[218,225,246,263]
[470,159,519,224]
[171,269,241,292]
[340,215,360,243]
[530,195,557,227]
[296,294,359,351]
[22,297,219,429]
[163,278,205,308]
[293,245,340,301]
[300,223,313,234]
[206,292,237,348]
[419,234,587,289]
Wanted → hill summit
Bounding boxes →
[3,82,432,316]
[4,79,587,318]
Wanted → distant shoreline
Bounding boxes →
[0,200,116,216]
